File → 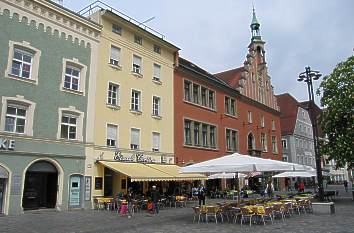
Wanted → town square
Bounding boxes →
[0,0,353,232]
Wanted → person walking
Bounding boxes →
[266,180,274,198]
[198,185,206,206]
[151,185,160,214]
[344,180,348,192]
[299,181,305,193]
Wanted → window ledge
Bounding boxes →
[130,109,142,115]
[224,113,238,119]
[58,138,81,142]
[106,104,121,110]
[62,87,84,96]
[131,71,143,78]
[183,144,219,151]
[183,100,217,112]
[1,131,27,136]
[108,63,122,70]
[152,79,162,85]
[6,73,38,85]
[151,114,162,120]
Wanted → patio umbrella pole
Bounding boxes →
[236,172,241,207]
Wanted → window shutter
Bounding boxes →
[107,124,117,140]
[153,64,160,78]
[133,55,141,65]
[111,46,120,60]
[131,128,140,145]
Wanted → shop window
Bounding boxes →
[95,177,103,190]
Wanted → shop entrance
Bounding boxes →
[0,165,9,214]
[22,161,58,210]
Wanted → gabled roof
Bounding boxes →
[214,67,245,89]
[276,93,300,135]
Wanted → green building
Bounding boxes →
[0,0,101,215]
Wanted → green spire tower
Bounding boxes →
[250,7,262,42]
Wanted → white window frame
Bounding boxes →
[152,132,160,152]
[132,55,142,75]
[131,89,141,112]
[153,63,161,82]
[226,128,238,152]
[0,96,36,136]
[106,123,118,148]
[130,128,140,150]
[60,58,87,95]
[261,133,267,152]
[152,96,161,117]
[260,115,265,128]
[5,41,41,85]
[112,24,122,35]
[57,107,84,141]
[134,34,143,45]
[107,82,120,107]
[153,44,161,54]
[272,136,278,154]
[109,45,121,68]
[60,114,78,140]
[272,120,276,131]
[248,111,253,123]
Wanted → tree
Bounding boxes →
[318,55,354,169]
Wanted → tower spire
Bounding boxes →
[250,6,261,41]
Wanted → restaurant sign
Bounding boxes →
[114,151,155,163]
[0,138,15,150]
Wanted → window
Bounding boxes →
[11,48,33,79]
[282,139,287,149]
[210,125,216,148]
[107,82,119,106]
[106,124,118,147]
[153,44,161,54]
[208,90,215,109]
[296,138,299,147]
[152,96,161,116]
[6,41,41,84]
[60,114,77,140]
[226,128,238,152]
[184,120,191,145]
[61,58,87,94]
[131,90,141,112]
[4,105,26,133]
[153,64,161,82]
[112,24,122,35]
[152,132,160,152]
[201,87,207,107]
[64,66,80,91]
[225,96,236,116]
[132,55,142,74]
[134,35,142,45]
[202,124,208,147]
[184,80,191,101]
[261,133,267,152]
[130,128,140,149]
[247,111,253,123]
[192,84,199,104]
[272,136,278,154]
[260,115,265,128]
[194,122,200,146]
[109,46,121,67]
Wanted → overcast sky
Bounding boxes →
[64,0,354,105]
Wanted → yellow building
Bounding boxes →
[85,7,180,198]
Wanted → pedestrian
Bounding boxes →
[299,181,305,193]
[198,185,206,206]
[265,180,274,198]
[344,180,348,192]
[151,185,160,214]
[294,181,299,191]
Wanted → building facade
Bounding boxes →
[276,94,316,168]
[0,0,100,215]
[84,5,179,198]
[174,10,282,166]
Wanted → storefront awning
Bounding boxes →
[100,161,175,182]
[146,164,206,181]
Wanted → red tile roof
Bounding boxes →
[276,93,300,135]
[214,67,245,89]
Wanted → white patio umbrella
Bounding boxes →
[180,153,310,174]
[208,172,247,179]
[273,171,314,178]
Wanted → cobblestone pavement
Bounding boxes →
[1,186,353,233]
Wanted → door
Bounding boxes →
[69,176,81,208]
[0,179,6,214]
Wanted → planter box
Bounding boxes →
[312,202,335,214]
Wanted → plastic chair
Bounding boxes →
[240,207,255,227]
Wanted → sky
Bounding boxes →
[63,0,354,106]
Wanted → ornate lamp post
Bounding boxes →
[298,66,324,201]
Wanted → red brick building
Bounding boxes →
[174,10,282,165]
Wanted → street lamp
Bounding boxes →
[298,66,324,201]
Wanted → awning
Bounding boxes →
[146,164,206,181]
[99,161,173,182]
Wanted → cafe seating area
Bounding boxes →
[192,194,314,227]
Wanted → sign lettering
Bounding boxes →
[0,138,15,150]
[114,151,155,163]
